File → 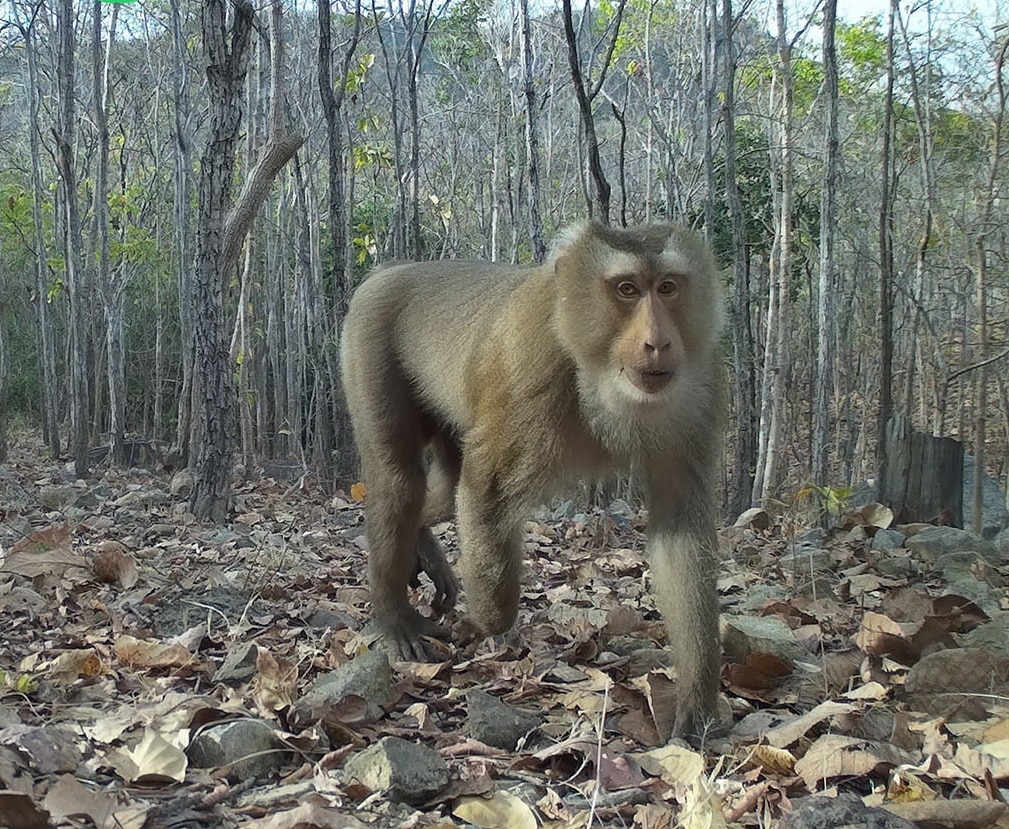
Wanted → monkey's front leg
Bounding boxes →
[646,483,721,743]
[455,470,525,640]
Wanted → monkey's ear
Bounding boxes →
[547,221,592,265]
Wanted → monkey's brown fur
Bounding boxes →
[340,222,724,739]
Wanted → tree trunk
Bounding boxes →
[14,8,61,457]
[171,0,195,464]
[189,0,255,521]
[519,0,546,261]
[56,0,91,478]
[190,0,304,520]
[812,0,838,491]
[754,0,794,505]
[721,0,756,517]
[560,0,625,224]
[318,0,362,485]
[93,2,127,466]
[876,0,897,500]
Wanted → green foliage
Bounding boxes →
[0,670,37,695]
[432,0,490,71]
[344,53,375,95]
[837,17,886,93]
[796,482,854,524]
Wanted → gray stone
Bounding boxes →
[344,736,449,804]
[963,455,1009,540]
[780,547,836,575]
[871,528,906,552]
[904,648,1009,718]
[961,614,1009,655]
[720,614,806,662]
[292,649,393,725]
[738,583,789,610]
[466,689,542,750]
[944,579,1001,616]
[792,527,828,547]
[875,552,915,578]
[734,507,770,530]
[170,470,194,498]
[307,608,360,631]
[213,642,260,685]
[780,794,916,829]
[187,719,287,779]
[936,551,1003,586]
[904,526,999,564]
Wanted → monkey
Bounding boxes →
[340,221,724,740]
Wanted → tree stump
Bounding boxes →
[882,415,963,527]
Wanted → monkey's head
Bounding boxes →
[551,222,722,409]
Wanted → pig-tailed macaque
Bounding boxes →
[340,222,724,739]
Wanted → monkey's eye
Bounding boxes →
[657,278,680,297]
[615,280,640,299]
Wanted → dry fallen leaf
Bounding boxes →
[1,524,85,577]
[92,545,139,588]
[107,729,187,784]
[242,801,369,828]
[114,634,196,670]
[453,791,538,829]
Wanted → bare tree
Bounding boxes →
[560,0,626,224]
[722,0,756,516]
[190,0,304,520]
[812,0,839,491]
[55,0,91,477]
[753,0,796,505]
[876,0,897,501]
[519,0,546,260]
[92,1,128,466]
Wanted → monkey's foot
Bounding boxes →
[671,697,729,748]
[373,608,450,662]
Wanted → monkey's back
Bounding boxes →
[341,259,558,435]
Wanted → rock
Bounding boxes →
[961,614,1009,655]
[213,642,260,685]
[187,719,287,779]
[904,648,1009,718]
[344,736,449,804]
[944,579,1002,615]
[38,484,82,510]
[904,526,999,564]
[792,527,827,547]
[734,507,769,530]
[874,552,915,578]
[170,469,194,499]
[720,615,806,662]
[738,584,789,610]
[307,607,360,631]
[780,794,916,829]
[870,528,906,552]
[963,454,1009,539]
[935,551,1003,586]
[780,547,835,574]
[292,648,393,725]
[466,689,542,750]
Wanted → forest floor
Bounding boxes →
[3,433,1009,829]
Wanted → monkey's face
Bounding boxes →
[554,224,716,410]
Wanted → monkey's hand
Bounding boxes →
[374,606,451,662]
[413,528,460,616]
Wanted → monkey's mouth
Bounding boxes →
[626,368,673,394]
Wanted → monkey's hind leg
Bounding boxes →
[411,431,462,616]
[364,458,449,661]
